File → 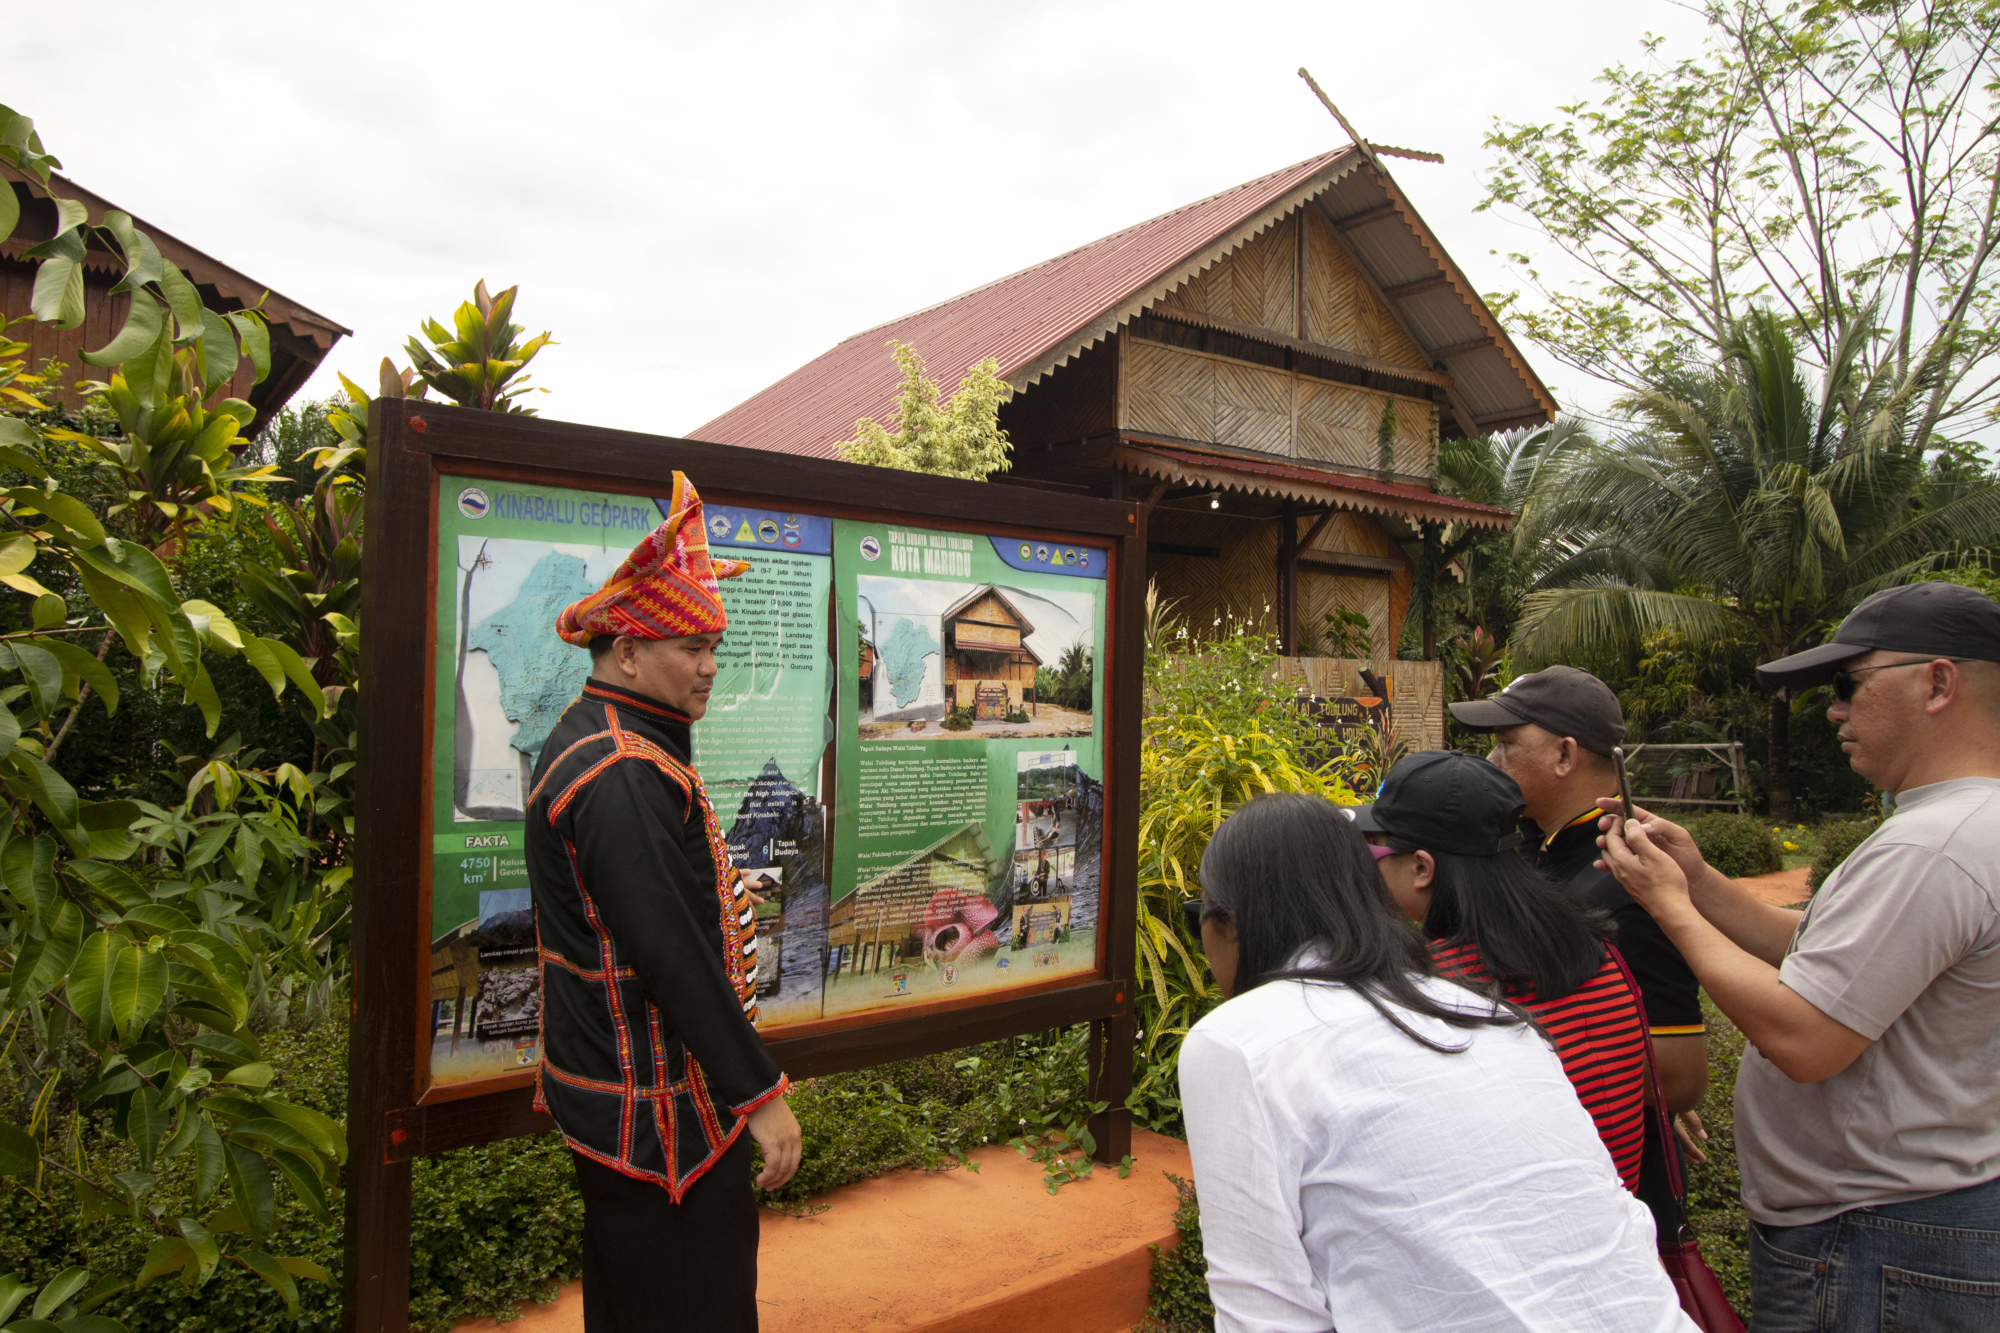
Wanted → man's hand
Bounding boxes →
[748,1095,802,1190]
[1598,815,1699,925]
[1594,798,1709,887]
[1673,1110,1710,1167]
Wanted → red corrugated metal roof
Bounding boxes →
[693,148,1365,459]
[1116,438,1515,530]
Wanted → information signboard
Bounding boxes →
[346,401,1144,1333]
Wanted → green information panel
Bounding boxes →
[825,519,1106,1018]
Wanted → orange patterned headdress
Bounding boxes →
[555,474,749,646]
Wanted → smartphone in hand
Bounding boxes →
[1611,745,1634,826]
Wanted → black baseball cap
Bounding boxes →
[1345,750,1527,857]
[1447,665,1626,757]
[1758,582,2000,688]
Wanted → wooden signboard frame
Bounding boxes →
[343,399,1145,1332]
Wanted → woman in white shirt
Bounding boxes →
[1180,793,1694,1333]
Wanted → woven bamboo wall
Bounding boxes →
[1147,507,1283,632]
[1159,215,1299,339]
[1293,512,1408,658]
[998,336,1116,447]
[1270,656,1447,753]
[1302,206,1427,367]
[1147,508,1413,660]
[1125,337,1436,475]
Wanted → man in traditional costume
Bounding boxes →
[525,473,799,1332]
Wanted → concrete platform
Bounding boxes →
[453,1128,1193,1333]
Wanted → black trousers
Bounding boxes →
[569,1134,759,1332]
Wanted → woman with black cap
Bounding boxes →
[1356,750,1652,1192]
[1179,789,1693,1332]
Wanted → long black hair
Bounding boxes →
[1416,850,1611,1002]
[1198,792,1525,1053]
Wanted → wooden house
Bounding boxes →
[940,585,1041,718]
[695,146,1543,658]
[3,167,348,432]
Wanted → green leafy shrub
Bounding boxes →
[942,701,974,731]
[1686,814,1783,877]
[1809,820,1877,892]
[1005,709,1030,724]
[1141,1173,1212,1333]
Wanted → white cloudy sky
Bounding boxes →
[8,1,1719,436]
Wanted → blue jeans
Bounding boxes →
[1749,1176,2000,1331]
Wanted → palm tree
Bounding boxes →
[1512,311,2000,819]
[1416,417,1599,654]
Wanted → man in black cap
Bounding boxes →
[1450,666,1709,1116]
[1597,581,2000,1329]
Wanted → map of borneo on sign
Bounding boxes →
[882,618,938,709]
[469,549,598,763]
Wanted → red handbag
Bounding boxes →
[1608,948,1746,1333]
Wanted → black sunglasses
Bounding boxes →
[1182,897,1207,937]
[1830,658,1969,701]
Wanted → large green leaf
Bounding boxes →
[64,859,147,910]
[64,931,119,1044]
[0,1121,39,1174]
[134,1238,193,1290]
[1,833,57,926]
[274,1255,332,1286]
[0,531,40,576]
[183,660,221,738]
[74,538,175,608]
[197,309,237,391]
[4,488,105,547]
[192,1119,225,1207]
[224,1142,275,1237]
[71,564,153,659]
[8,930,77,1005]
[158,264,204,342]
[178,1217,220,1287]
[261,1100,346,1165]
[30,1266,88,1319]
[267,1148,331,1221]
[237,1250,298,1318]
[128,1088,168,1168]
[10,751,81,831]
[57,1314,127,1333]
[225,311,269,383]
[81,289,164,369]
[237,638,287,699]
[100,210,165,293]
[0,1272,31,1324]
[259,638,327,716]
[107,941,168,1042]
[30,254,85,328]
[0,166,16,241]
[11,641,61,717]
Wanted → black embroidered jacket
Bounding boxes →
[525,679,786,1200]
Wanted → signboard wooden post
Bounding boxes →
[344,400,1143,1332]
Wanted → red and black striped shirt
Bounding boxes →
[1431,940,1650,1191]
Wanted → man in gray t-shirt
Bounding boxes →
[1598,581,2000,1333]
[1735,778,2000,1223]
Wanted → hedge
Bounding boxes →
[1,1021,1096,1332]
[1809,820,1877,892]
[1685,814,1784,878]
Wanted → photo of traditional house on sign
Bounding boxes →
[855,575,1095,740]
